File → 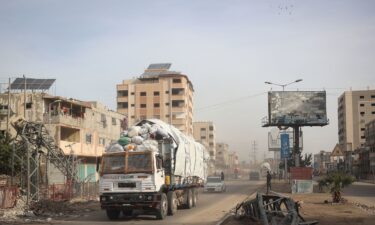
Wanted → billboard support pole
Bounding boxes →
[293,126,300,167]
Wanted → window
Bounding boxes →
[131,92,135,95]
[200,128,206,131]
[209,134,214,138]
[165,91,169,94]
[372,111,375,114]
[131,104,135,107]
[166,114,170,117]
[371,95,375,98]
[154,91,160,96]
[361,128,365,131]
[172,100,184,107]
[360,112,365,116]
[131,115,135,119]
[140,104,146,108]
[140,92,147,96]
[173,78,181,83]
[117,102,128,109]
[165,102,169,106]
[209,126,214,131]
[112,118,117,125]
[86,134,92,144]
[99,137,105,145]
[201,136,206,139]
[154,103,160,108]
[360,103,365,107]
[26,102,32,109]
[372,103,375,106]
[117,90,128,97]
[360,96,364,99]
[361,136,365,139]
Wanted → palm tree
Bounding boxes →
[318,172,355,203]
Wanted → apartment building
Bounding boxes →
[193,121,216,159]
[216,143,229,169]
[338,90,375,152]
[117,63,194,136]
[0,92,124,183]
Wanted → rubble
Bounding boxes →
[235,192,318,225]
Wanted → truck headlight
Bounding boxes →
[101,196,107,201]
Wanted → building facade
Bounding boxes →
[216,143,229,170]
[116,63,194,136]
[338,90,375,152]
[193,121,216,160]
[0,92,124,183]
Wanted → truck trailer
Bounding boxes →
[98,119,210,220]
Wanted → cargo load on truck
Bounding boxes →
[99,119,210,220]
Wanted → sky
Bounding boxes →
[1,0,375,163]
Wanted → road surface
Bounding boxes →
[52,179,265,225]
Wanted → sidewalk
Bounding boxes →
[221,180,375,225]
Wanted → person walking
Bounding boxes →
[221,171,225,181]
[266,171,272,194]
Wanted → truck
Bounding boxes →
[98,119,210,220]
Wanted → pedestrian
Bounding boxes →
[266,171,272,194]
[221,171,225,181]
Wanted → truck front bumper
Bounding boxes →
[100,193,161,210]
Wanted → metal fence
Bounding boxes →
[48,181,98,201]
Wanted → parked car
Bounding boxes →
[249,171,260,180]
[204,176,226,193]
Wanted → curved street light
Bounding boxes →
[264,79,303,91]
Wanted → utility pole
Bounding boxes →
[252,141,257,166]
[23,75,26,118]
[7,78,11,133]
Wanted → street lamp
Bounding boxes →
[48,99,62,124]
[264,79,303,91]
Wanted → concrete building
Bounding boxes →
[0,92,124,183]
[216,143,229,170]
[313,150,331,174]
[117,63,194,135]
[193,121,216,159]
[338,90,375,152]
[330,144,345,171]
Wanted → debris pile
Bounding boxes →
[0,195,27,223]
[235,192,318,225]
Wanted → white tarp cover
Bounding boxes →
[136,119,210,180]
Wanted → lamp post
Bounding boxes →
[264,79,303,91]
[48,99,62,124]
[265,79,303,178]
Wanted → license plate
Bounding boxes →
[118,182,136,188]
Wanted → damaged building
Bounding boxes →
[0,88,125,184]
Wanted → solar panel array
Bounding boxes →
[147,63,171,70]
[10,78,56,90]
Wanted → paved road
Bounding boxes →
[52,179,264,225]
[342,181,375,207]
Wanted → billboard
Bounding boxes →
[268,128,303,152]
[280,133,290,159]
[268,91,328,126]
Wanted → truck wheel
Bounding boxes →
[156,193,168,220]
[192,188,198,207]
[167,191,178,215]
[106,209,120,220]
[185,189,193,209]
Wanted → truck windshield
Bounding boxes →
[127,152,153,173]
[102,154,125,174]
[207,177,222,183]
[101,152,153,174]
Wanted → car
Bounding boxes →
[249,171,260,180]
[204,176,226,193]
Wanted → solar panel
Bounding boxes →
[147,63,171,70]
[10,78,56,90]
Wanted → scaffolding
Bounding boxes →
[10,117,78,205]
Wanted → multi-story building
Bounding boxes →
[116,63,194,135]
[216,143,229,170]
[313,150,331,174]
[338,90,375,152]
[329,144,345,171]
[193,121,216,159]
[0,92,124,183]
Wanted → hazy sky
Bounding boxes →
[1,0,374,162]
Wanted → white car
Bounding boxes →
[204,176,226,193]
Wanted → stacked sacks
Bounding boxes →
[115,122,169,152]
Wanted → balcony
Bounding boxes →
[43,113,83,127]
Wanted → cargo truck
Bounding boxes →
[98,119,209,220]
